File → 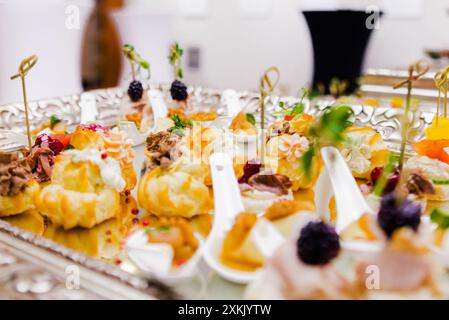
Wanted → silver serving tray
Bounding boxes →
[0,85,436,299]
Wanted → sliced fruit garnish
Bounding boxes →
[424,117,449,140]
[51,134,72,147]
[413,139,449,163]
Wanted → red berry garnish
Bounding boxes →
[124,189,130,196]
[175,259,187,267]
[131,208,139,215]
[132,218,139,225]
[115,258,122,265]
[142,219,149,226]
[80,123,110,133]
[238,159,262,184]
[370,166,400,194]
[101,153,108,159]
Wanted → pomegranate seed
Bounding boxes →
[131,208,139,215]
[115,258,122,265]
[132,218,139,225]
[142,219,149,226]
[124,189,130,196]
[101,153,108,159]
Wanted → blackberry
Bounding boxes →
[377,193,421,238]
[127,80,144,102]
[170,80,188,101]
[297,221,340,266]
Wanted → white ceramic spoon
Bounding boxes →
[125,229,204,283]
[221,89,243,118]
[120,89,168,146]
[315,146,381,252]
[315,146,374,233]
[204,152,285,284]
[79,92,98,124]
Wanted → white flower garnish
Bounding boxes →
[278,134,310,161]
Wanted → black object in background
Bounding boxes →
[303,10,381,95]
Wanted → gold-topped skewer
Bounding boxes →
[10,55,38,150]
[393,60,429,169]
[258,66,280,162]
[434,66,449,126]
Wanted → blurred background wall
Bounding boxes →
[1,0,448,103]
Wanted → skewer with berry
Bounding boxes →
[123,44,150,102]
[168,42,189,110]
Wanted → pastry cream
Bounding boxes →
[64,149,126,192]
[406,156,449,181]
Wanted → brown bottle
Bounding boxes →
[81,0,123,90]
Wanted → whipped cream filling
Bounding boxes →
[406,156,449,181]
[241,189,293,214]
[341,131,381,175]
[64,149,126,192]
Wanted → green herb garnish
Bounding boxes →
[308,105,354,144]
[64,144,75,150]
[329,78,348,99]
[431,208,449,230]
[145,226,171,234]
[432,179,449,185]
[300,105,354,178]
[50,115,61,128]
[169,42,184,80]
[123,44,151,80]
[275,89,307,118]
[246,113,256,125]
[168,114,192,136]
[373,154,399,196]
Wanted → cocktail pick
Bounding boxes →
[393,60,429,169]
[10,55,38,150]
[434,66,449,125]
[123,44,151,80]
[258,67,280,161]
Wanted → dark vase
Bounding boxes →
[302,10,382,95]
[81,0,122,90]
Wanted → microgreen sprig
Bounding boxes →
[50,115,61,128]
[430,208,449,230]
[169,42,184,80]
[246,113,256,126]
[123,44,151,80]
[329,78,348,99]
[275,89,307,119]
[301,105,354,177]
[168,114,192,136]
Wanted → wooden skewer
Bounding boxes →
[258,66,280,162]
[10,55,38,151]
[393,60,429,170]
[434,66,449,125]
